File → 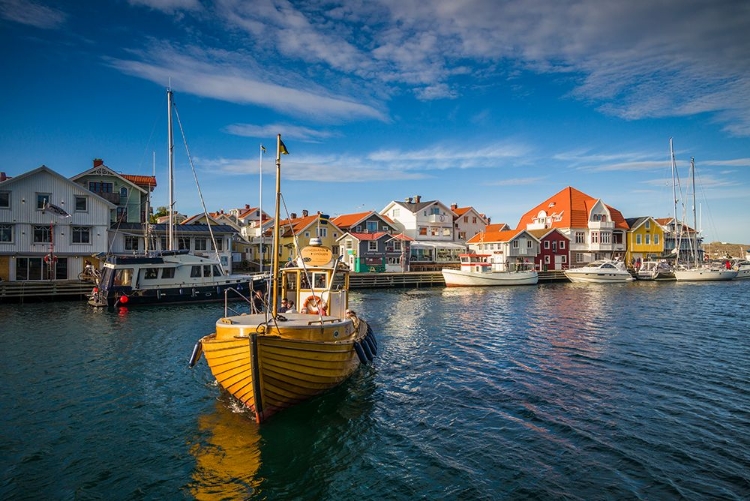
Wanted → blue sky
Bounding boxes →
[1,0,748,244]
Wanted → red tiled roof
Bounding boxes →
[466,228,526,244]
[121,174,157,188]
[515,186,628,230]
[485,223,510,232]
[331,211,372,228]
[349,231,389,241]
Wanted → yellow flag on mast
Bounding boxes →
[279,139,289,155]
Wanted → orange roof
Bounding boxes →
[466,228,528,244]
[121,174,157,188]
[330,211,372,228]
[485,223,510,232]
[516,186,628,230]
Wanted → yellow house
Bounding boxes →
[274,211,343,265]
[625,216,665,265]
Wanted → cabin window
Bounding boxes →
[72,226,91,244]
[313,272,327,289]
[191,266,202,278]
[125,236,139,251]
[203,265,212,277]
[144,268,159,280]
[37,193,51,209]
[0,191,9,208]
[33,225,51,243]
[161,268,175,279]
[113,268,133,286]
[212,265,223,276]
[73,196,87,212]
[0,223,13,242]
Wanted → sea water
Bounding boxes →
[1,280,749,499]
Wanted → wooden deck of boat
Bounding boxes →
[0,271,570,301]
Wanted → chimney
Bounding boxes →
[290,212,297,219]
[0,172,6,182]
[415,195,421,203]
[406,197,413,203]
[245,204,250,209]
[93,158,104,168]
[451,203,458,211]
[302,209,309,217]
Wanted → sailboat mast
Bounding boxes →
[670,138,679,263]
[259,144,264,273]
[167,88,175,251]
[271,134,283,315]
[690,157,697,267]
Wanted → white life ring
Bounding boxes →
[303,295,327,315]
[44,254,57,264]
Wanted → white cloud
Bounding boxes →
[0,0,66,29]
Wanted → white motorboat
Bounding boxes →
[564,260,634,283]
[442,253,538,287]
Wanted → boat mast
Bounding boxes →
[259,144,265,273]
[690,157,697,267]
[167,88,175,251]
[670,138,679,264]
[270,134,283,315]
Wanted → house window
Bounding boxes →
[560,241,566,249]
[544,255,551,264]
[89,181,113,193]
[645,220,651,229]
[654,234,659,245]
[561,255,567,263]
[160,237,168,250]
[368,241,377,251]
[355,225,362,233]
[645,234,651,245]
[75,196,87,212]
[442,228,451,236]
[591,232,599,244]
[458,231,466,240]
[463,216,468,223]
[125,236,139,251]
[552,241,557,251]
[72,226,91,244]
[472,217,477,224]
[319,228,328,238]
[0,223,13,242]
[601,233,611,244]
[195,238,207,251]
[213,238,223,251]
[116,207,127,222]
[544,241,550,249]
[33,225,51,243]
[0,191,9,208]
[575,232,585,244]
[394,241,401,251]
[527,240,532,248]
[179,237,190,250]
[392,208,400,217]
[636,234,642,245]
[120,187,128,199]
[383,226,389,233]
[37,193,51,209]
[419,227,427,236]
[513,240,519,248]
[366,221,378,232]
[576,253,585,263]
[431,207,440,215]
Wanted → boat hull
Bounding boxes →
[564,271,634,283]
[674,268,738,281]
[196,313,372,423]
[441,269,538,287]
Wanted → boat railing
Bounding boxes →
[222,287,254,317]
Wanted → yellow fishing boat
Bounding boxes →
[189,135,377,423]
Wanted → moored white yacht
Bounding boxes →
[564,259,634,283]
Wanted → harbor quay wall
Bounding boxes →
[0,271,569,302]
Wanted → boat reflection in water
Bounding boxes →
[189,401,262,500]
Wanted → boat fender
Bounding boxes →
[118,294,129,305]
[353,341,369,365]
[360,337,374,361]
[188,341,203,368]
[275,314,288,322]
[364,333,378,357]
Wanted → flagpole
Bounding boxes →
[259,144,265,273]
